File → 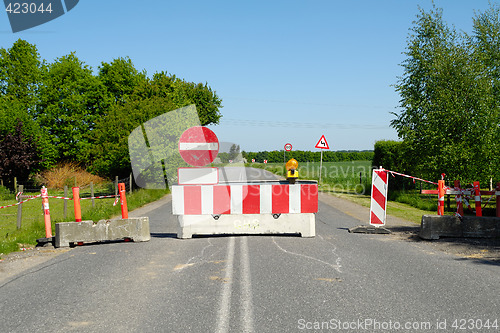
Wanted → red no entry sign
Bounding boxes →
[179,126,219,166]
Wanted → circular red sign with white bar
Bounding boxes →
[179,126,219,166]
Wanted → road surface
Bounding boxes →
[1,192,499,332]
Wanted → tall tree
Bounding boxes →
[0,98,56,171]
[98,57,146,104]
[0,119,44,180]
[392,5,499,184]
[37,53,112,164]
[0,39,44,113]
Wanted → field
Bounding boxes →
[253,160,373,193]
[252,160,498,220]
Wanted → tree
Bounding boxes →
[392,5,500,184]
[98,57,146,104]
[37,53,112,164]
[90,96,179,177]
[0,120,44,180]
[141,72,223,126]
[0,98,56,170]
[229,144,240,160]
[0,39,44,113]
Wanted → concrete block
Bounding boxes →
[55,217,150,247]
[419,215,462,240]
[419,215,500,240]
[177,213,315,239]
[462,216,500,238]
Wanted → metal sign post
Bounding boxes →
[314,135,329,184]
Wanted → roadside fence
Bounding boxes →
[371,168,500,221]
[1,175,134,231]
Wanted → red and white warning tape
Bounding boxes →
[0,194,41,209]
[0,193,118,209]
[385,169,452,189]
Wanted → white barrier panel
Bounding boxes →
[172,182,318,216]
[177,167,218,185]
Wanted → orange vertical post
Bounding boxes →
[72,187,82,222]
[118,183,128,219]
[473,181,482,217]
[496,182,500,218]
[454,180,463,217]
[438,180,445,216]
[40,186,52,238]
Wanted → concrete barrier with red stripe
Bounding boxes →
[172,181,318,238]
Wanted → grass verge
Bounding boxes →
[0,188,169,258]
[319,186,432,225]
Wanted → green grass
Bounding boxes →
[250,160,373,193]
[250,160,449,223]
[0,188,169,258]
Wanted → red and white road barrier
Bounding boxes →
[422,181,500,218]
[118,183,128,219]
[473,181,482,217]
[369,168,388,226]
[172,183,318,216]
[40,187,52,238]
[438,180,445,216]
[497,183,500,218]
[72,187,82,222]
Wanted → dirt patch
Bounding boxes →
[390,228,500,264]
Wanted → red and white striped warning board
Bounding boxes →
[172,183,318,215]
[370,169,388,225]
[179,126,219,167]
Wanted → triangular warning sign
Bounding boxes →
[315,135,330,149]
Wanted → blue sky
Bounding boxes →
[0,0,495,152]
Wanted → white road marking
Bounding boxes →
[216,237,235,333]
[240,237,254,333]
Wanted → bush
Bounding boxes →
[35,162,107,189]
[0,185,12,200]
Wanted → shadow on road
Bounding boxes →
[150,233,178,239]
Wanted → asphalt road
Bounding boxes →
[1,194,499,332]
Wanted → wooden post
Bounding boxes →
[129,173,133,195]
[454,180,463,217]
[115,176,119,198]
[64,186,68,220]
[90,181,95,208]
[16,184,23,230]
[13,177,17,192]
[473,181,482,217]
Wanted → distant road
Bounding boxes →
[217,166,280,182]
[1,190,499,332]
